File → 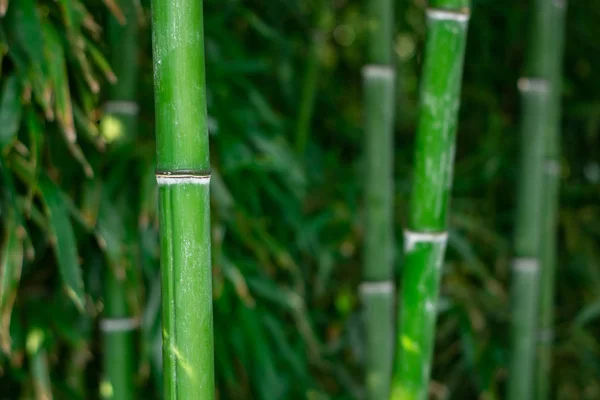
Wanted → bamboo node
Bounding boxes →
[517,78,549,93]
[511,257,539,273]
[403,230,448,252]
[104,100,140,116]
[362,65,395,80]
[359,281,394,296]
[100,317,140,333]
[426,8,470,23]
[155,169,212,186]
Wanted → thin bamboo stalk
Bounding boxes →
[391,1,470,399]
[150,0,214,398]
[361,0,395,398]
[101,1,138,399]
[507,0,565,397]
[536,1,567,399]
[27,328,53,400]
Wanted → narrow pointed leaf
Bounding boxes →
[38,175,86,311]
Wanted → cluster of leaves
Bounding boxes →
[0,0,599,399]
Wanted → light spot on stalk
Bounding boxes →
[100,380,114,398]
[401,335,420,354]
[26,329,44,355]
[425,299,435,314]
[170,343,196,382]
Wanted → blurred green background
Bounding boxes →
[0,0,599,399]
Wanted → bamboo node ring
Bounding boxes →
[104,100,140,115]
[100,317,140,333]
[155,169,212,186]
[512,258,540,272]
[517,77,549,93]
[359,281,394,295]
[362,65,395,80]
[426,8,470,23]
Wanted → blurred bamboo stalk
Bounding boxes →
[150,0,214,397]
[536,1,567,399]
[101,1,139,399]
[507,0,567,397]
[360,0,395,397]
[27,328,53,400]
[391,2,470,399]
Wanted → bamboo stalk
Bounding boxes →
[507,0,566,397]
[150,0,214,398]
[391,2,470,399]
[360,0,395,397]
[536,1,567,399]
[27,328,53,400]
[101,1,138,399]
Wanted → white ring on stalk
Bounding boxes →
[362,65,395,80]
[404,230,448,252]
[426,9,470,23]
[100,317,140,333]
[104,100,140,115]
[512,257,540,273]
[156,174,211,186]
[359,281,394,295]
[517,77,550,93]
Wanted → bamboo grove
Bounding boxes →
[1,0,596,399]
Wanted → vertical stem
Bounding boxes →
[150,0,214,398]
[535,1,567,399]
[361,0,395,398]
[391,2,470,399]
[102,270,137,400]
[508,0,566,397]
[101,1,138,399]
[27,328,53,400]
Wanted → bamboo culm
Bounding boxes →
[391,1,470,399]
[150,0,214,398]
[507,0,567,396]
[101,1,139,399]
[361,0,395,398]
[536,1,567,399]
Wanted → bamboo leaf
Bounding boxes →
[4,0,46,74]
[38,175,86,312]
[574,298,600,327]
[0,216,24,354]
[83,38,117,84]
[43,23,93,177]
[0,75,23,151]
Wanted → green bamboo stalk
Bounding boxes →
[360,0,395,398]
[27,328,53,400]
[536,1,567,399]
[390,2,470,399]
[507,0,565,397]
[101,1,138,399]
[150,0,214,398]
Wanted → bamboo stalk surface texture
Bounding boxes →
[535,1,566,399]
[391,1,470,399]
[507,0,567,398]
[102,1,138,399]
[361,0,395,398]
[150,0,214,398]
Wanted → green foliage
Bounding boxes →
[0,0,598,399]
